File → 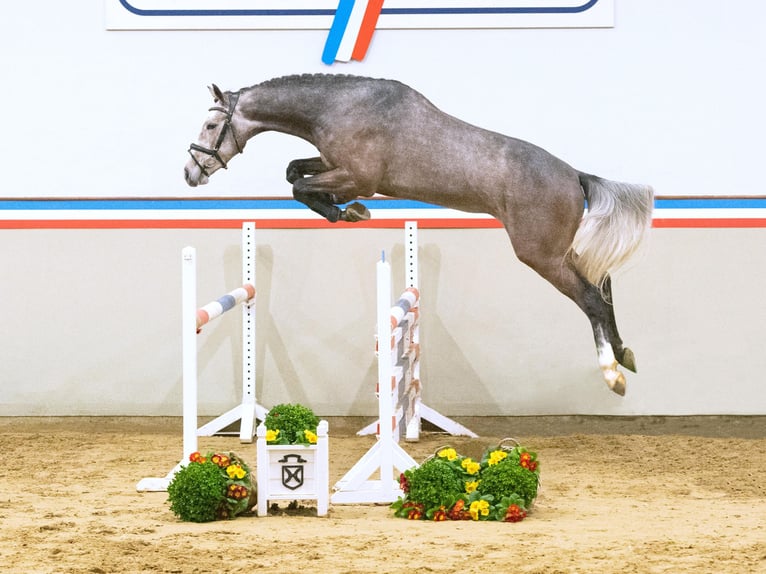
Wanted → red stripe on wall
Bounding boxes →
[1,218,766,230]
[0,218,505,230]
[351,0,385,61]
[652,218,766,228]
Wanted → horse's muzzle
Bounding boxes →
[184,165,208,187]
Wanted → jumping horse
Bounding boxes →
[184,74,653,395]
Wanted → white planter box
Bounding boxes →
[255,420,329,517]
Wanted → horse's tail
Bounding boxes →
[571,173,654,287]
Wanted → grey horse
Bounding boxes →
[184,74,653,395]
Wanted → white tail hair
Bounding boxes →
[571,174,654,287]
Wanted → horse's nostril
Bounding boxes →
[184,167,189,180]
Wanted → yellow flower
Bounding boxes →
[488,450,508,466]
[265,429,280,442]
[226,464,246,480]
[304,430,318,444]
[469,500,490,520]
[461,458,481,475]
[465,481,479,493]
[437,448,458,461]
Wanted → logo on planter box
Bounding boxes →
[279,453,307,490]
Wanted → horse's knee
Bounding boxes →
[286,157,327,184]
[286,160,301,184]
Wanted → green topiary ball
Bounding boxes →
[477,459,539,507]
[264,403,319,444]
[405,458,465,510]
[167,461,228,522]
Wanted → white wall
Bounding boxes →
[2,1,765,416]
[2,1,765,198]
[2,227,764,417]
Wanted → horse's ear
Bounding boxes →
[209,84,225,103]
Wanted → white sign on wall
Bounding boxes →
[105,0,614,30]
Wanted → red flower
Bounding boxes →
[401,501,424,519]
[520,452,533,469]
[504,504,527,523]
[227,484,249,500]
[211,453,231,468]
[189,452,205,463]
[447,499,471,521]
[399,473,410,494]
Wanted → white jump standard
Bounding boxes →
[136,222,266,492]
[357,222,476,442]
[330,254,418,504]
[332,222,476,504]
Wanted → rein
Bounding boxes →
[187,91,244,177]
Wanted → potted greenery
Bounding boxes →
[262,403,320,445]
[166,451,256,522]
[256,403,329,517]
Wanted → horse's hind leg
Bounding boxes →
[509,225,634,395]
[576,273,635,395]
[600,275,636,373]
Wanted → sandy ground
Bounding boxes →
[0,416,764,574]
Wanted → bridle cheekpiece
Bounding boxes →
[187,91,244,177]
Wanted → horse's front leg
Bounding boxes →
[286,157,329,184]
[291,166,371,223]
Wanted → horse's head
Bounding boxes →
[184,85,246,187]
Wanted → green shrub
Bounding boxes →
[264,403,319,444]
[477,458,539,507]
[167,452,255,522]
[167,460,228,522]
[404,457,465,510]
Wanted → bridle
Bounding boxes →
[187,91,244,177]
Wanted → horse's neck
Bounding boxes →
[239,81,322,143]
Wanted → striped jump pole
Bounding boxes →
[196,283,255,332]
[378,285,421,443]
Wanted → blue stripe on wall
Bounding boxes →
[1,197,765,212]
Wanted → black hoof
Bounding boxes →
[340,202,371,222]
[619,347,637,373]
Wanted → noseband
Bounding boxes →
[188,91,244,177]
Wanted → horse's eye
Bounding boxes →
[206,123,217,130]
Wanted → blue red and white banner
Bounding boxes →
[322,0,385,63]
[107,0,613,62]
[2,197,765,229]
[105,0,613,31]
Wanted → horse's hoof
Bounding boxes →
[620,347,637,373]
[341,202,371,222]
[607,373,626,396]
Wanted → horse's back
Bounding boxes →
[294,75,583,217]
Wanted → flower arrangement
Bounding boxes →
[263,403,320,445]
[167,451,256,522]
[391,440,539,522]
